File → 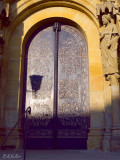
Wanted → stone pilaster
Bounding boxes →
[107,74,120,151]
[103,79,112,151]
[87,91,105,151]
[88,127,104,150]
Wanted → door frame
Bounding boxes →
[4,6,104,149]
[20,15,104,150]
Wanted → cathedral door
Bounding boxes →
[24,22,90,149]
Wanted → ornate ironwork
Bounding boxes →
[57,25,89,138]
[25,26,54,137]
[25,23,89,148]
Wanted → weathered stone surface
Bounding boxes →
[7,81,19,95]
[87,128,104,150]
[111,136,120,151]
[4,109,18,128]
[8,60,20,71]
[7,69,19,81]
[8,47,21,59]
[90,76,104,92]
[5,95,18,109]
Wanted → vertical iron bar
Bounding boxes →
[53,22,61,148]
[24,113,27,160]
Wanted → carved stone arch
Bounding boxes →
[10,0,97,19]
[22,18,88,52]
[7,6,101,116]
[2,5,104,150]
[6,0,98,45]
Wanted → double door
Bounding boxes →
[24,22,90,149]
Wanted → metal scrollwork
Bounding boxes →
[58,25,89,138]
[26,26,54,137]
[59,79,79,98]
[25,24,89,139]
[28,104,52,127]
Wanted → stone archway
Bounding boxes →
[2,3,104,150]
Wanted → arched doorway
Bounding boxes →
[23,22,90,149]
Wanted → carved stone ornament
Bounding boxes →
[0,1,10,27]
[97,0,120,85]
[97,0,120,16]
[106,73,120,85]
[0,1,10,70]
[100,14,119,75]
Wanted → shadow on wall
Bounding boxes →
[29,75,43,97]
[24,73,90,150]
[0,0,25,150]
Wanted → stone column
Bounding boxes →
[107,74,120,151]
[87,89,105,150]
[103,79,112,151]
